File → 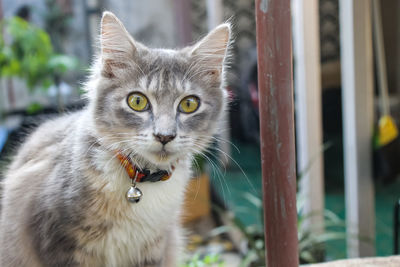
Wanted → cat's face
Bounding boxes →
[89,12,230,167]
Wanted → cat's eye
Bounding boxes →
[127,93,150,112]
[178,96,200,114]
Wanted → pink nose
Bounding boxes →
[153,134,176,145]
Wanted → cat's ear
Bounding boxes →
[100,12,137,78]
[190,23,231,79]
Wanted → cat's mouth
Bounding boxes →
[141,143,182,165]
[146,147,175,163]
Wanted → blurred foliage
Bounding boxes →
[44,0,73,52]
[214,193,346,266]
[26,102,44,115]
[296,197,346,263]
[181,254,224,267]
[0,16,78,91]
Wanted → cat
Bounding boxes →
[0,11,231,267]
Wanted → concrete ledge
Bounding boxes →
[304,256,400,267]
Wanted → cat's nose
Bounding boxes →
[153,134,176,145]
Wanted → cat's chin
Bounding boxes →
[143,150,180,166]
[152,151,172,162]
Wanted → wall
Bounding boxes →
[102,0,178,49]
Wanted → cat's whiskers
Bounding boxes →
[196,136,258,195]
[190,140,227,177]
[187,153,203,201]
[189,132,230,203]
[188,144,230,204]
[207,135,240,153]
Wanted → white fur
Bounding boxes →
[84,149,190,266]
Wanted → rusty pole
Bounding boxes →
[255,0,299,266]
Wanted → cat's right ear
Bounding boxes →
[100,12,137,78]
[189,23,231,83]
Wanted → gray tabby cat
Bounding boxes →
[0,12,230,267]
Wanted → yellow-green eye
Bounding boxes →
[179,96,200,114]
[127,93,149,111]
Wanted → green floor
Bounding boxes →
[210,140,400,261]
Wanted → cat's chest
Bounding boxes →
[98,209,167,267]
[81,170,188,266]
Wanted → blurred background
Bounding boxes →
[1,0,400,266]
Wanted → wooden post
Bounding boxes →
[339,0,375,257]
[292,0,324,233]
[256,0,299,266]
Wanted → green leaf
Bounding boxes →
[203,254,219,264]
[26,102,44,115]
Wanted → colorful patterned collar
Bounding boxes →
[115,151,172,183]
[115,151,173,203]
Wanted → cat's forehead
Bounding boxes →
[135,49,194,96]
[136,69,192,103]
[141,48,189,74]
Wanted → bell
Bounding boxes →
[126,186,142,203]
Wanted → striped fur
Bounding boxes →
[0,11,231,267]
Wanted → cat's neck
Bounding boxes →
[122,152,177,174]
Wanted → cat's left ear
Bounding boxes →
[100,11,138,78]
[190,23,231,79]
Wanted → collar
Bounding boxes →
[115,151,172,183]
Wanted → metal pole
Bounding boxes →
[255,0,299,266]
[339,0,375,257]
[206,0,224,31]
[292,0,324,234]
